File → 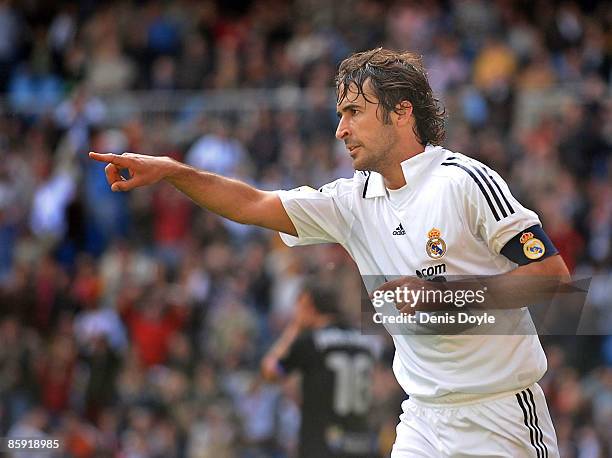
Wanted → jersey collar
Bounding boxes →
[399,144,446,191]
[362,144,446,198]
[363,172,386,198]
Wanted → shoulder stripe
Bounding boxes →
[362,172,371,199]
[441,162,501,221]
[483,167,515,215]
[471,165,510,218]
[443,157,515,220]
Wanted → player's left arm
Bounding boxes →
[454,163,572,309]
[381,245,571,315]
[507,252,570,279]
[469,252,572,310]
[378,165,573,313]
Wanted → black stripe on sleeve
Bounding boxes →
[527,388,549,458]
[516,391,541,458]
[444,157,517,220]
[481,166,515,216]
[441,162,501,221]
[362,172,371,198]
[472,165,509,219]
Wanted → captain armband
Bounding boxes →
[500,225,559,266]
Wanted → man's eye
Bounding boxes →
[350,108,358,115]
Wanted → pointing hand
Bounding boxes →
[89,152,174,192]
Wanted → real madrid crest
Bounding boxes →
[426,228,447,259]
[520,231,545,260]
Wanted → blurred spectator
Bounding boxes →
[29,152,76,242]
[186,402,237,458]
[0,0,21,92]
[236,376,283,457]
[86,36,135,93]
[120,288,188,368]
[59,410,99,458]
[427,34,469,95]
[35,334,77,414]
[185,118,249,177]
[73,297,127,353]
[54,85,106,154]
[176,32,212,90]
[80,334,121,422]
[152,180,193,267]
[7,407,50,458]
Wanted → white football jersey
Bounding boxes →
[277,144,548,399]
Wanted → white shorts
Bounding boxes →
[391,383,559,457]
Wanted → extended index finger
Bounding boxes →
[89,152,128,166]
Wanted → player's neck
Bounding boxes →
[383,167,407,189]
[312,316,335,329]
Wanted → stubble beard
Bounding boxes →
[353,148,386,173]
[352,128,398,174]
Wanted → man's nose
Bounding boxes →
[335,117,349,140]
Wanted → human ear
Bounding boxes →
[394,101,413,126]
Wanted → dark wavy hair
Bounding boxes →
[301,276,339,316]
[335,47,446,146]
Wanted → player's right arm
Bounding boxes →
[261,321,301,381]
[89,152,297,236]
[261,302,313,381]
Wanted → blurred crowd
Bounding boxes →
[0,0,611,457]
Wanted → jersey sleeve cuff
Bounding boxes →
[488,216,541,254]
[276,190,340,246]
[279,231,301,247]
[277,190,311,247]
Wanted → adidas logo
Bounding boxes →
[393,223,406,235]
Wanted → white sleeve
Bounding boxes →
[462,166,541,254]
[276,182,354,247]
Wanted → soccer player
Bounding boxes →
[90,47,570,457]
[261,277,382,458]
